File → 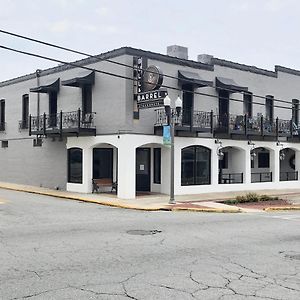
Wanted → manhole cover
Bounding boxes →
[285,254,300,260]
[127,230,162,236]
[279,251,300,260]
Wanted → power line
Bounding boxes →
[0,44,295,114]
[0,28,298,108]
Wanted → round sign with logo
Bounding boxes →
[143,66,163,92]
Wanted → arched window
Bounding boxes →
[68,148,83,183]
[181,146,211,185]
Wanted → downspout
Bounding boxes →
[36,69,41,130]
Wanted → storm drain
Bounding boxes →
[127,230,162,236]
[285,254,300,260]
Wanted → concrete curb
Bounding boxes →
[170,207,242,213]
[0,183,243,213]
[264,206,300,211]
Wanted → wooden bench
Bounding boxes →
[92,178,117,193]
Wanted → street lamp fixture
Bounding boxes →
[276,141,286,160]
[215,139,224,159]
[164,95,182,204]
[248,140,256,160]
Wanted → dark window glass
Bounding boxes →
[182,84,193,126]
[243,93,252,118]
[0,99,5,127]
[68,148,83,183]
[292,99,299,125]
[218,90,229,128]
[219,152,228,169]
[22,94,29,129]
[93,148,113,179]
[49,92,57,127]
[265,95,274,122]
[82,85,92,115]
[153,148,161,184]
[181,146,211,185]
[1,140,8,148]
[258,152,270,168]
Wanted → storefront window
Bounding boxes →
[181,146,211,185]
[68,148,83,183]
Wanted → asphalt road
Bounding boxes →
[0,188,299,300]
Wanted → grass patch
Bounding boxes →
[223,193,279,205]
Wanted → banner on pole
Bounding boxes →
[163,125,171,146]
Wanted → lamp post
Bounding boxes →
[164,95,182,204]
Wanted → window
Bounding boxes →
[93,148,113,179]
[258,152,270,168]
[265,95,274,122]
[181,146,211,185]
[153,148,161,184]
[292,99,299,125]
[82,84,92,115]
[243,92,252,118]
[0,99,5,131]
[21,94,29,129]
[182,84,194,126]
[68,148,83,183]
[1,140,8,148]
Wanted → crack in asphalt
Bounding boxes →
[9,287,70,300]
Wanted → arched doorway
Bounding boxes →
[251,147,272,183]
[279,148,298,181]
[93,143,118,193]
[218,146,244,184]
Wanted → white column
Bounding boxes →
[160,146,170,194]
[244,149,252,184]
[82,147,93,193]
[271,149,280,183]
[211,150,219,186]
[117,144,136,199]
[174,142,181,195]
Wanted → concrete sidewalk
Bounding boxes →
[0,181,300,213]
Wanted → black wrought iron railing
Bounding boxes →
[219,173,243,184]
[193,111,212,130]
[154,109,296,138]
[154,108,182,126]
[30,110,96,133]
[280,171,298,181]
[0,121,5,131]
[251,172,272,183]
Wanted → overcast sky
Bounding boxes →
[0,0,299,82]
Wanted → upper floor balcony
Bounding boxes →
[29,109,96,137]
[154,108,297,141]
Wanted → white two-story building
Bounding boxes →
[1,45,300,199]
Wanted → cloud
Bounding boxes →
[96,6,109,17]
[49,20,97,33]
[49,20,70,33]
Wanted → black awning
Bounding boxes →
[216,77,248,93]
[30,79,60,93]
[61,71,95,87]
[178,70,213,88]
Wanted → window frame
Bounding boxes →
[68,148,83,184]
[181,146,211,186]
